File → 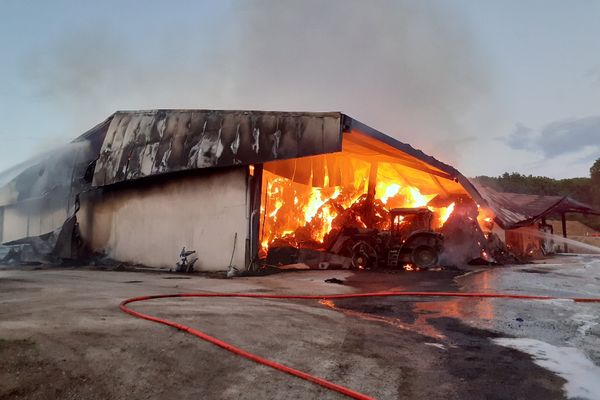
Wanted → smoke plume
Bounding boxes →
[22,0,489,165]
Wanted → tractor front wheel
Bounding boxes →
[351,241,378,270]
[411,245,439,269]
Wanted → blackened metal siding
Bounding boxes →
[92,110,343,186]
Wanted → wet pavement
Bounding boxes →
[328,255,600,399]
[1,256,599,399]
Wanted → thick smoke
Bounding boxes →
[225,0,489,161]
[22,0,489,165]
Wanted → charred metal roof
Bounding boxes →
[474,184,600,229]
[92,110,342,186]
[90,109,485,204]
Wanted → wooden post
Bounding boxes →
[367,161,378,200]
[561,212,568,253]
[248,165,264,268]
[365,161,378,228]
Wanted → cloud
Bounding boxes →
[504,116,600,159]
[539,116,600,157]
[584,65,600,84]
[505,123,535,151]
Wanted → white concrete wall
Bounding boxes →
[2,205,28,242]
[80,168,249,270]
[1,204,68,243]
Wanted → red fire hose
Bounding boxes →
[120,291,600,400]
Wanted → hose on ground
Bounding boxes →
[120,291,600,400]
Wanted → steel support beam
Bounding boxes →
[561,212,568,253]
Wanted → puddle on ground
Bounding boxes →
[320,269,499,339]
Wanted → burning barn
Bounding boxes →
[0,110,496,271]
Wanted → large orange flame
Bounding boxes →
[258,164,464,256]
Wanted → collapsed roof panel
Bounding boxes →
[0,117,110,208]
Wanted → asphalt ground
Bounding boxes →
[1,257,598,399]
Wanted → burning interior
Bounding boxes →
[257,128,495,269]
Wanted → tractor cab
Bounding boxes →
[390,207,434,240]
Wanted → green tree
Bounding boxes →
[590,158,600,211]
[591,158,600,184]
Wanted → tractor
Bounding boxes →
[328,207,443,270]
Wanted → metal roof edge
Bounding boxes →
[341,114,487,207]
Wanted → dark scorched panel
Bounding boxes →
[92,110,343,186]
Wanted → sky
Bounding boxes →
[0,0,598,179]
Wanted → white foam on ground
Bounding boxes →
[571,313,599,337]
[493,338,600,400]
[538,298,575,307]
[424,342,446,350]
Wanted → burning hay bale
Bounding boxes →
[439,201,520,266]
[439,202,488,266]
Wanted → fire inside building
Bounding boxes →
[0,110,597,271]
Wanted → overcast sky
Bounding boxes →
[0,0,598,178]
